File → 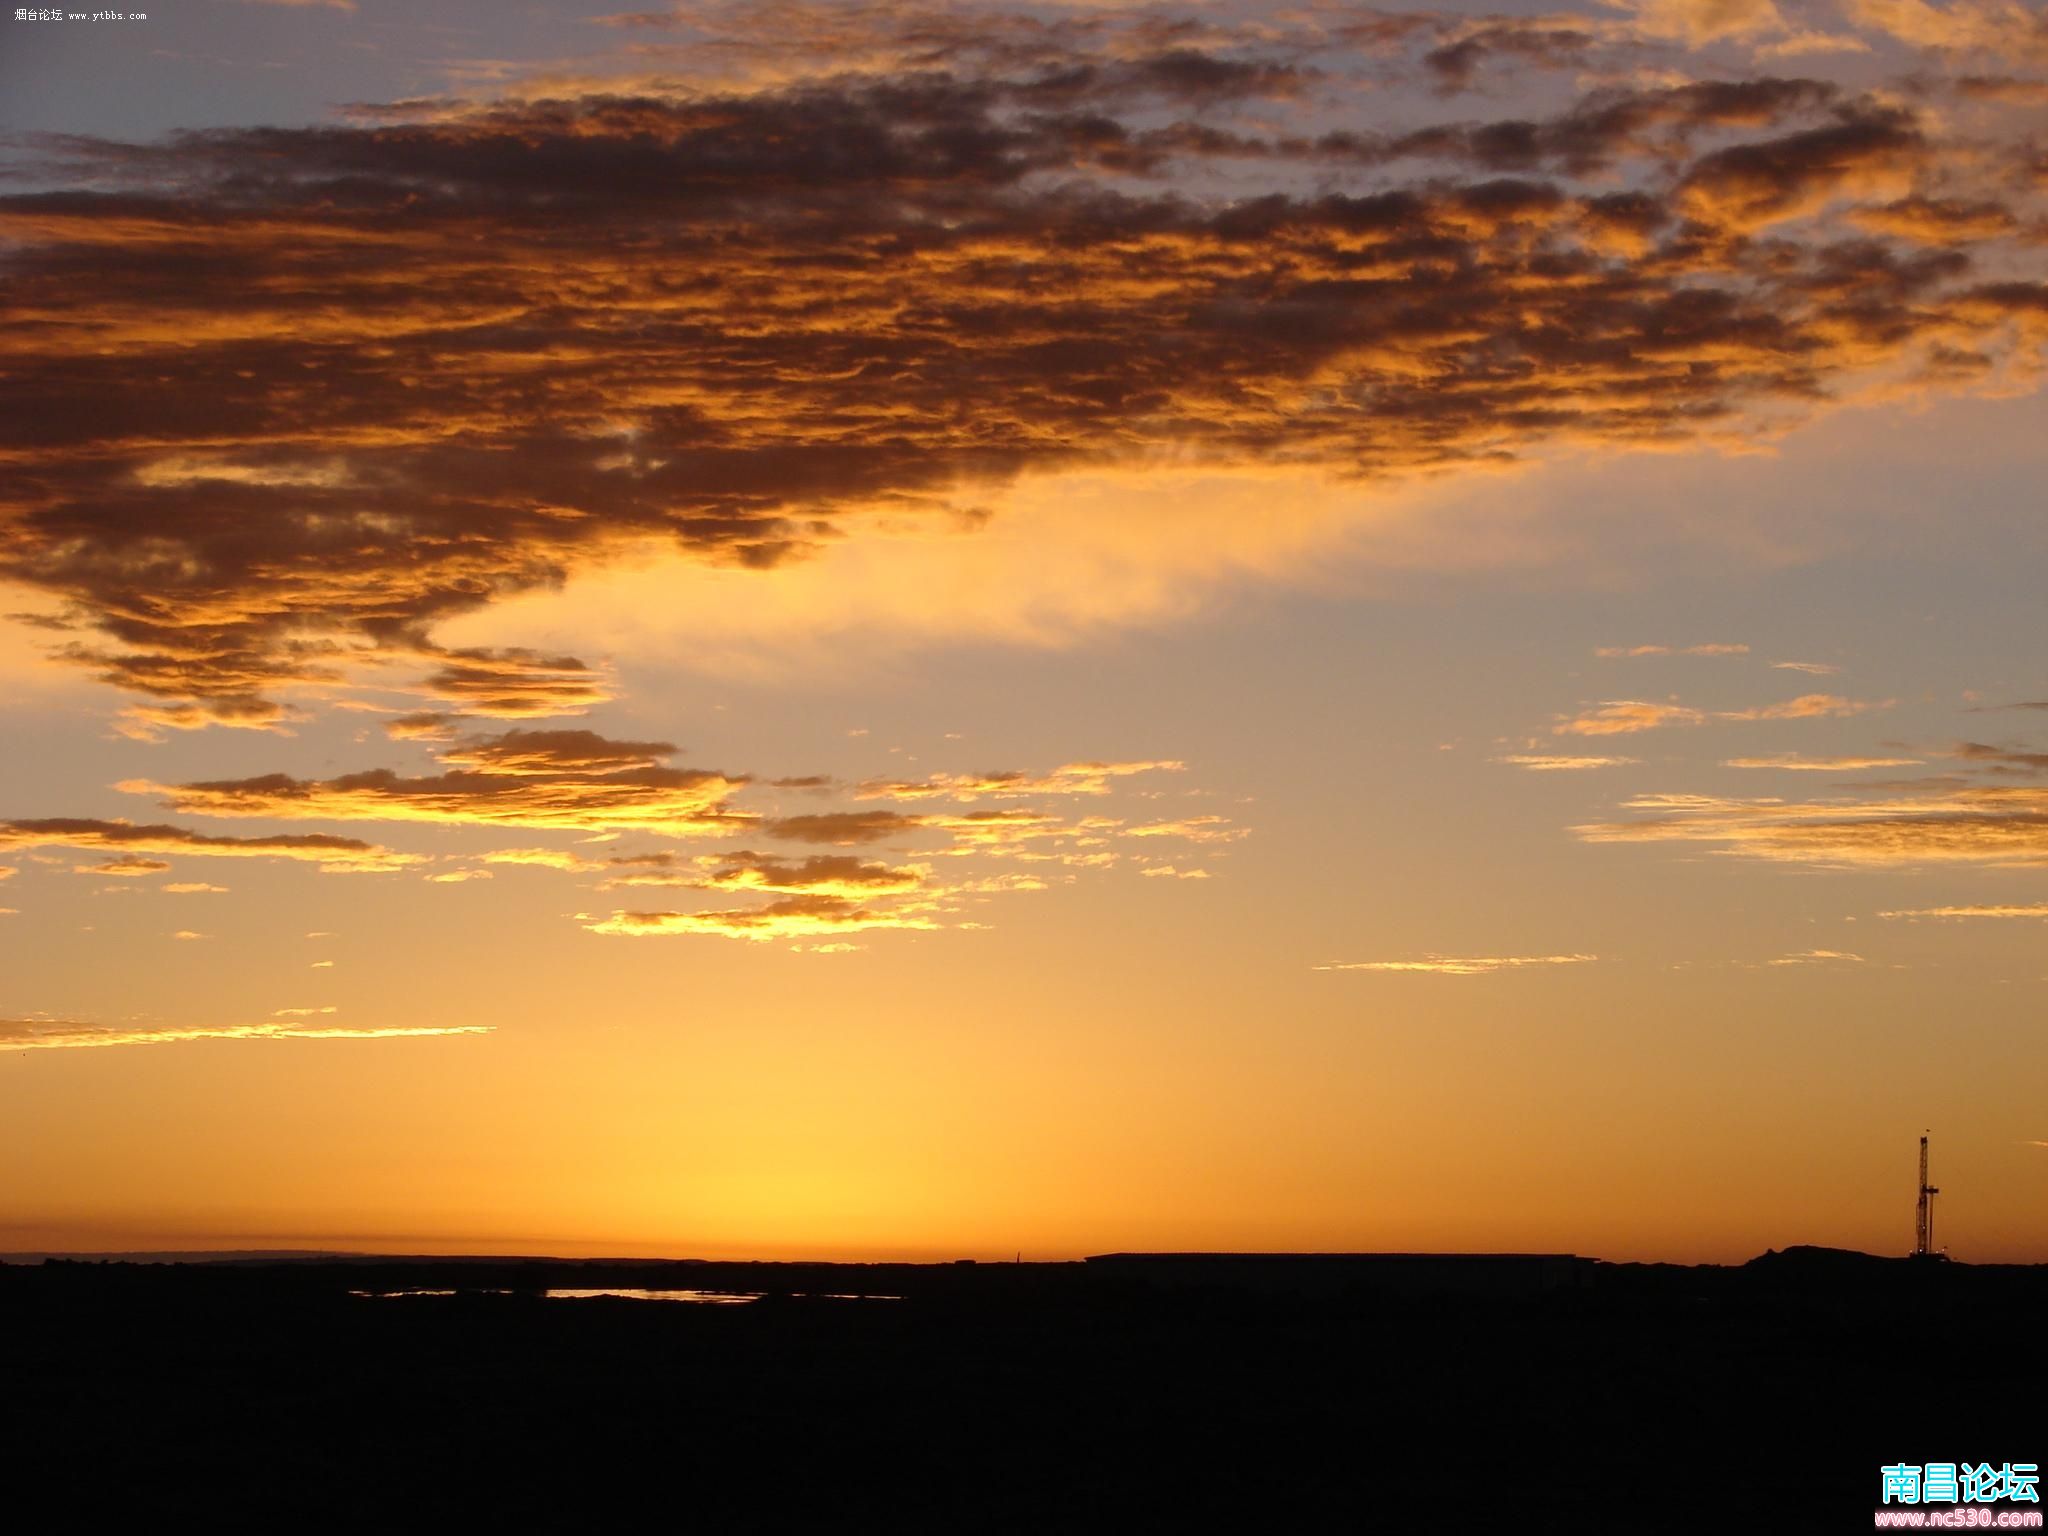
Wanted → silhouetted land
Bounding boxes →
[6,1247,2040,1529]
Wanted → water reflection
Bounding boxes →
[351,1287,901,1304]
[545,1288,760,1304]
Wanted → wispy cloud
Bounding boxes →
[854,761,1184,802]
[121,728,752,837]
[1718,694,1890,722]
[1,1018,488,1051]
[583,896,944,944]
[1495,754,1640,770]
[1767,948,1865,965]
[1722,754,1922,770]
[1576,784,2048,869]
[1879,904,2048,920]
[1554,702,1707,736]
[0,818,415,873]
[1315,953,1596,975]
[1556,694,1887,735]
[1595,643,1749,658]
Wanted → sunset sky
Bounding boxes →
[3,0,2046,1264]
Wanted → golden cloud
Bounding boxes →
[123,728,752,836]
[0,1018,489,1051]
[1496,754,1641,770]
[583,895,944,942]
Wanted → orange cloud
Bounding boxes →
[1555,701,1707,736]
[1496,754,1640,770]
[1717,693,1887,721]
[1576,784,2048,868]
[1767,948,1865,965]
[1722,754,1922,770]
[1595,644,1749,657]
[1557,694,1887,735]
[1315,954,1597,975]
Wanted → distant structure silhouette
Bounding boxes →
[1914,1131,1943,1259]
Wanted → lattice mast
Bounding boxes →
[1914,1132,1940,1257]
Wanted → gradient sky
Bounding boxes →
[3,0,2046,1263]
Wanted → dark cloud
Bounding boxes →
[434,727,679,776]
[583,893,939,942]
[1422,23,1595,92]
[1953,741,2048,775]
[383,712,463,742]
[1676,103,1925,228]
[78,855,173,876]
[0,24,2041,726]
[0,817,415,871]
[765,810,926,845]
[1577,784,2048,869]
[602,850,925,895]
[124,727,752,835]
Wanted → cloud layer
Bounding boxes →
[3,6,2043,722]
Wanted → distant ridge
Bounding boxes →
[0,1249,352,1265]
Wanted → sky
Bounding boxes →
[2,0,2046,1264]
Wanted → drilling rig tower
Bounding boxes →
[1913,1132,1943,1260]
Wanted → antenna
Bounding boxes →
[1914,1131,1941,1258]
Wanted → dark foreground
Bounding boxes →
[6,1248,2040,1530]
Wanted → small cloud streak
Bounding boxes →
[584,895,944,942]
[1315,953,1596,975]
[1,1018,488,1051]
[0,817,415,873]
[123,728,752,837]
[1722,754,1922,770]
[1496,754,1640,770]
[1717,694,1888,722]
[77,855,171,877]
[1879,904,2048,920]
[1767,948,1865,965]
[853,761,1184,802]
[1595,644,1749,658]
[1557,695,1886,735]
[1556,701,1706,736]
[1576,782,2048,869]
